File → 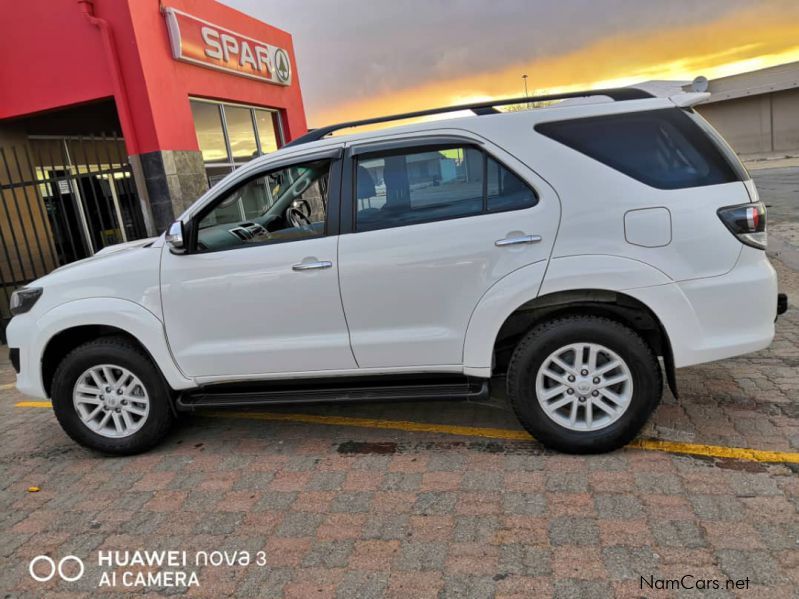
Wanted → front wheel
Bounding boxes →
[506,316,662,454]
[51,337,174,455]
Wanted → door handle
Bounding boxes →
[495,234,542,247]
[292,260,333,271]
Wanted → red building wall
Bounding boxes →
[0,2,113,120]
[0,0,308,155]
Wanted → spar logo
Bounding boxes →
[29,555,84,582]
[274,48,291,83]
[163,7,293,86]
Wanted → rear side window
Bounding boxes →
[355,145,537,232]
[535,109,743,190]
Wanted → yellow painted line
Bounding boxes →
[0,383,16,390]
[627,438,799,464]
[14,401,799,464]
[208,411,799,464]
[16,401,52,408]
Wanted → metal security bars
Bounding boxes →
[0,135,148,339]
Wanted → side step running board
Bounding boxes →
[176,378,490,411]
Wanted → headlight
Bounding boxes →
[9,287,43,315]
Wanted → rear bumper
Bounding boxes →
[630,247,778,368]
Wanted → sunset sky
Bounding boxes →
[222,0,799,128]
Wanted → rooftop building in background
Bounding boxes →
[683,61,799,158]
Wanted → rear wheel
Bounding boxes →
[51,337,174,455]
[507,316,662,454]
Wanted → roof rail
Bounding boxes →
[285,87,654,147]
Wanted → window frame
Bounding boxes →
[340,138,539,235]
[184,151,343,255]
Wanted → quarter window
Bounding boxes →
[535,108,742,189]
[355,145,536,232]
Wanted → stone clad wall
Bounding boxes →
[131,150,209,234]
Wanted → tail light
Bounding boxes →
[717,201,766,250]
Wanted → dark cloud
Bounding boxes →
[221,0,794,116]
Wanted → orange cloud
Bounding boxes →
[311,5,799,127]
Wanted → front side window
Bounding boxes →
[355,145,536,232]
[196,159,330,252]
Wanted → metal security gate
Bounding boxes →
[0,135,148,340]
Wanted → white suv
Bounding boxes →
[7,88,785,455]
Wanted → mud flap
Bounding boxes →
[662,347,678,400]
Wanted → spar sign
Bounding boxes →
[163,7,292,86]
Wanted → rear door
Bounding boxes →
[337,137,560,369]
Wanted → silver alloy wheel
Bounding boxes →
[72,364,150,438]
[535,343,633,432]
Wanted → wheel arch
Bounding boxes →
[463,255,678,396]
[43,325,151,397]
[498,290,677,397]
[464,287,677,397]
[35,298,195,398]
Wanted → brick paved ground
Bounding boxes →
[1,172,798,597]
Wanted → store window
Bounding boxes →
[255,109,279,154]
[190,101,227,163]
[189,99,284,185]
[225,105,259,163]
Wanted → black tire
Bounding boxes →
[506,316,662,454]
[51,336,174,455]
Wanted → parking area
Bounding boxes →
[1,169,799,598]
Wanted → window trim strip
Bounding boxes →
[349,135,485,157]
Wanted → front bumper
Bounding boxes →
[9,347,19,373]
[5,314,48,399]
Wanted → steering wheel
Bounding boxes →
[286,206,312,228]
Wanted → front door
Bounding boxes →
[337,140,559,368]
[161,153,357,379]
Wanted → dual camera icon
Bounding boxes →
[28,555,84,582]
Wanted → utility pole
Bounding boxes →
[522,74,529,108]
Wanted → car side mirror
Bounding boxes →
[165,220,186,253]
